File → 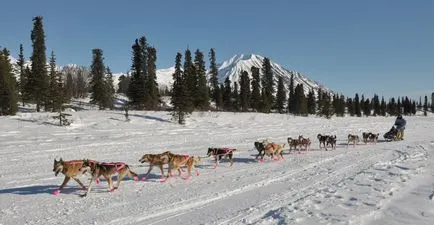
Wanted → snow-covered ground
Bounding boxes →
[0,110,432,225]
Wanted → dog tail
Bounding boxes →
[125,165,139,179]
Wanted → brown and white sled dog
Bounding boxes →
[262,140,286,160]
[139,151,174,179]
[52,158,96,195]
[347,134,360,148]
[79,159,138,197]
[166,154,201,180]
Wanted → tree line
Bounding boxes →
[1,16,432,123]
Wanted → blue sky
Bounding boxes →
[1,0,433,100]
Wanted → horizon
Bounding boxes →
[0,0,433,100]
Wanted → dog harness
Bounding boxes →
[101,162,126,171]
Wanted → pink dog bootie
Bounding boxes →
[53,189,60,196]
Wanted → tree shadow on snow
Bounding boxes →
[109,112,172,123]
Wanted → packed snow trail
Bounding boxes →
[0,111,432,225]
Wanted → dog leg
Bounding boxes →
[81,177,95,197]
[73,177,86,190]
[58,176,71,190]
[107,176,114,192]
[144,165,154,179]
[158,165,165,180]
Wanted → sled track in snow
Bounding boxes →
[107,147,389,225]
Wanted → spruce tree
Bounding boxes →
[316,88,323,116]
[275,76,286,114]
[183,49,195,112]
[346,97,354,116]
[146,47,159,109]
[171,52,188,124]
[209,48,219,103]
[380,97,386,116]
[363,98,371,116]
[128,39,146,109]
[232,82,239,111]
[423,95,428,116]
[354,93,361,117]
[388,98,398,116]
[261,57,274,112]
[250,66,261,112]
[223,76,232,111]
[431,92,434,112]
[0,48,18,115]
[30,16,49,112]
[171,53,188,124]
[48,51,63,112]
[239,70,251,112]
[89,49,107,109]
[104,67,115,109]
[117,74,130,94]
[372,94,380,116]
[194,49,209,110]
[307,89,316,115]
[17,44,28,106]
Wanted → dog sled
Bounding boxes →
[383,126,401,141]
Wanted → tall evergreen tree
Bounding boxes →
[354,93,361,117]
[208,48,219,103]
[423,95,428,116]
[223,76,232,111]
[117,74,130,94]
[347,97,354,116]
[183,49,196,112]
[146,46,159,109]
[17,44,28,106]
[104,67,115,109]
[30,16,49,112]
[0,48,18,115]
[307,89,316,115]
[380,97,387,116]
[47,51,63,112]
[363,98,371,116]
[170,53,189,124]
[261,57,274,112]
[250,66,261,112]
[128,39,146,109]
[431,92,434,112]
[239,70,251,112]
[397,97,402,115]
[388,97,398,116]
[89,49,107,109]
[335,94,346,117]
[372,94,381,116]
[316,88,323,116]
[275,76,286,113]
[319,92,332,118]
[232,82,239,111]
[194,49,209,110]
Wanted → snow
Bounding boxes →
[0,110,433,225]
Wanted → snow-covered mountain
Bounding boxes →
[217,54,329,95]
[8,54,331,95]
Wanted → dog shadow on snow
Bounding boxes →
[0,185,78,196]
